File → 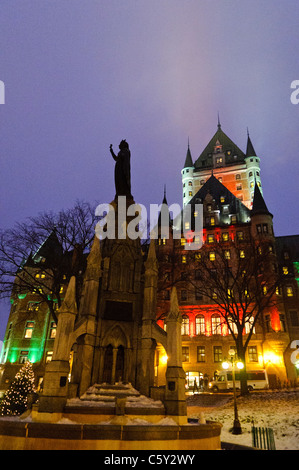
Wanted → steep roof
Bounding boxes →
[246,133,257,157]
[184,144,193,168]
[176,174,251,231]
[194,124,246,169]
[251,183,272,217]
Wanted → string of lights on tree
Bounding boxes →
[0,362,36,416]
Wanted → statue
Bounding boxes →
[110,140,132,199]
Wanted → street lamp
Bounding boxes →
[222,349,243,435]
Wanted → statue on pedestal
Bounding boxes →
[110,140,132,199]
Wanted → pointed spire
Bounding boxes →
[246,129,257,157]
[85,236,102,280]
[251,183,272,217]
[145,238,158,272]
[217,112,221,130]
[166,287,181,322]
[59,276,77,315]
[183,140,193,168]
[163,184,167,204]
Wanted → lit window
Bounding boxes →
[189,191,192,197]
[245,317,255,334]
[213,346,222,362]
[59,286,64,294]
[209,252,216,261]
[207,204,212,212]
[182,346,189,361]
[194,253,201,262]
[19,350,29,364]
[250,181,254,188]
[181,238,186,246]
[218,177,223,183]
[197,346,206,362]
[212,290,218,300]
[181,316,189,335]
[239,250,245,259]
[224,250,230,260]
[211,315,221,335]
[248,346,258,362]
[194,210,198,217]
[286,286,294,297]
[181,255,187,264]
[207,234,214,243]
[210,217,215,226]
[236,231,244,240]
[49,322,57,339]
[222,232,229,241]
[185,222,190,230]
[283,266,289,275]
[24,321,34,339]
[263,285,267,296]
[46,351,53,363]
[195,315,205,335]
[220,196,225,203]
[231,215,237,224]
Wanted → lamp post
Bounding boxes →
[222,349,243,435]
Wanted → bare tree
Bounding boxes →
[156,233,283,395]
[0,200,98,324]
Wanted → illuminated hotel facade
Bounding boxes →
[156,123,299,389]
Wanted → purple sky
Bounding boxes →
[0,0,299,338]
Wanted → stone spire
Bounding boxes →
[58,275,77,315]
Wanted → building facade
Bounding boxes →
[0,123,298,399]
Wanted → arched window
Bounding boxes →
[181,315,189,335]
[195,315,205,335]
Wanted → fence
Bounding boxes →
[251,426,276,450]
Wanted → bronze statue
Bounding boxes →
[110,140,132,199]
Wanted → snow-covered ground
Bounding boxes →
[187,390,299,450]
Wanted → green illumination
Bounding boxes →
[17,293,27,299]
[9,349,18,363]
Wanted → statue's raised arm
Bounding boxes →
[110,140,132,199]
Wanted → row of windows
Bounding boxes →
[6,320,57,340]
[180,314,255,336]
[164,284,295,302]
[182,345,259,363]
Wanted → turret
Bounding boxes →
[182,141,194,207]
[245,130,263,205]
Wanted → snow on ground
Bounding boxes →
[187,390,299,450]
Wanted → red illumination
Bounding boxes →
[270,307,281,332]
[186,230,194,244]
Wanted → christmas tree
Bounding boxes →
[0,361,36,416]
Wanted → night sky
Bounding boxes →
[0,0,298,339]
